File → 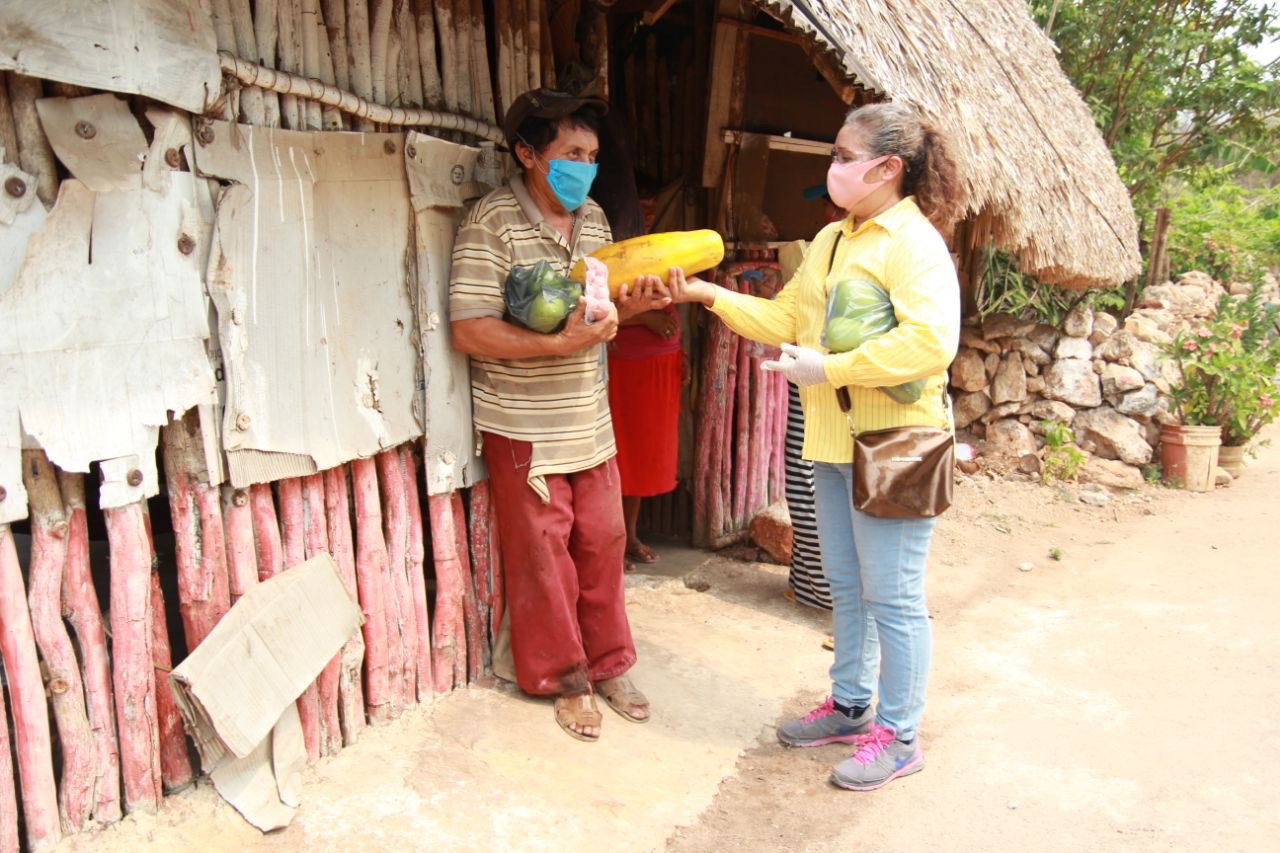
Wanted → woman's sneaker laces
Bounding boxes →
[830,723,925,791]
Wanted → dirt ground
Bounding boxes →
[57,425,1280,852]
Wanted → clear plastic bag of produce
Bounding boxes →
[820,278,925,405]
[505,260,584,334]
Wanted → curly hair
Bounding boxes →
[844,103,961,231]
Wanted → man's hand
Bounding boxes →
[667,266,718,306]
[616,274,671,322]
[556,300,618,354]
[761,343,829,387]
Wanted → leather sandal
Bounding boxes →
[554,692,602,742]
[595,675,650,723]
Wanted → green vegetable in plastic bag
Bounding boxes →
[821,278,925,405]
[505,260,584,334]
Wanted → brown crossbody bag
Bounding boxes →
[825,238,955,519]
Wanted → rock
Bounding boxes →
[1079,489,1111,507]
[1101,364,1145,397]
[1093,359,1107,375]
[1229,280,1252,296]
[982,401,1024,424]
[953,391,992,430]
[1018,561,1035,572]
[991,354,1028,404]
[1026,375,1046,394]
[1141,282,1211,319]
[1011,338,1052,365]
[959,328,1001,354]
[1029,399,1077,426]
[1116,383,1159,419]
[1055,336,1093,360]
[1089,312,1119,345]
[1018,453,1041,474]
[1063,302,1094,338]
[984,352,1001,380]
[1124,312,1173,344]
[1079,456,1145,489]
[982,313,1037,340]
[1022,354,1041,376]
[749,500,794,564]
[950,348,988,392]
[1177,270,1215,291]
[1129,341,1181,389]
[1028,324,1059,353]
[1094,330,1139,363]
[1072,406,1152,464]
[1044,359,1102,407]
[1215,467,1232,487]
[985,419,1038,456]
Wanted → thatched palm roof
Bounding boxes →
[759,0,1143,289]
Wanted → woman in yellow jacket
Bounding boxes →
[669,103,961,791]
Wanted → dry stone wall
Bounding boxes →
[952,271,1280,488]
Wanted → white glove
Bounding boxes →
[761,343,829,387]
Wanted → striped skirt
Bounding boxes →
[785,383,832,610]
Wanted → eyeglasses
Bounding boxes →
[830,149,874,165]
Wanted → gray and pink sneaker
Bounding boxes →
[830,723,924,791]
[777,697,873,747]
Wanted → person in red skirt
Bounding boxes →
[607,304,683,569]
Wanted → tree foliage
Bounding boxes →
[1029,0,1280,213]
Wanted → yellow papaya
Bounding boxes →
[569,229,725,299]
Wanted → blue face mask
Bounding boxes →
[544,158,598,212]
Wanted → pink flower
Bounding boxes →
[1261,394,1275,409]
[1196,327,1213,338]
[1182,339,1199,352]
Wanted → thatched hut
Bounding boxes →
[0,0,1138,845]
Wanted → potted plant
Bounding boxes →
[1164,282,1280,484]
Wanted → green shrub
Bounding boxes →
[1040,421,1087,483]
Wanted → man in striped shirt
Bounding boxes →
[449,89,668,742]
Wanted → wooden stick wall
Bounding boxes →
[0,0,566,843]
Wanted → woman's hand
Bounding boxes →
[616,275,671,322]
[556,300,617,353]
[667,266,717,306]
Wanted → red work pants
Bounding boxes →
[481,432,636,696]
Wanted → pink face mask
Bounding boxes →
[826,155,890,211]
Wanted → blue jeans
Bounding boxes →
[812,461,937,740]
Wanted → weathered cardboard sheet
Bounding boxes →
[196,122,422,485]
[404,132,487,494]
[170,555,361,831]
[36,93,148,192]
[0,175,216,510]
[0,0,221,114]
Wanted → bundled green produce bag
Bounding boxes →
[505,261,584,333]
[820,278,925,405]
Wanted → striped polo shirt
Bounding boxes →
[449,175,615,501]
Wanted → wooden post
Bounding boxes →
[468,479,495,672]
[228,0,267,124]
[434,0,463,118]
[278,478,321,761]
[452,492,484,683]
[299,0,325,129]
[427,492,466,692]
[249,483,284,581]
[302,474,342,755]
[370,0,394,108]
[413,0,443,108]
[321,0,350,91]
[398,446,433,701]
[469,0,495,123]
[314,0,346,129]
[492,0,513,118]
[0,523,61,848]
[103,502,161,815]
[351,458,393,722]
[147,571,193,793]
[347,0,375,130]
[376,449,417,708]
[395,0,423,107]
[254,0,284,127]
[323,466,367,743]
[57,471,122,825]
[0,663,18,853]
[221,486,258,601]
[160,412,231,652]
[6,74,56,207]
[21,451,95,831]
